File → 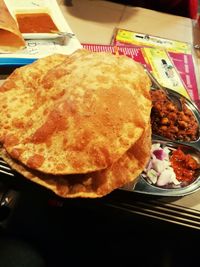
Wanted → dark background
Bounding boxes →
[0,174,200,267]
[108,0,194,18]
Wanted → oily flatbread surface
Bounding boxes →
[0,123,151,198]
[0,0,25,52]
[0,49,151,175]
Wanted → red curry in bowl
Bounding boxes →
[150,89,199,141]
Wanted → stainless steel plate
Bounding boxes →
[122,140,200,197]
[121,88,200,197]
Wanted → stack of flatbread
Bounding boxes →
[0,49,152,198]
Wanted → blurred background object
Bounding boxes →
[108,0,198,19]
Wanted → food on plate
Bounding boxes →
[0,49,151,175]
[0,49,152,198]
[170,147,199,186]
[0,124,151,198]
[143,143,200,189]
[0,0,25,52]
[151,89,199,141]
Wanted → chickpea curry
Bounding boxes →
[151,89,199,141]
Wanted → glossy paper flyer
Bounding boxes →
[111,28,199,103]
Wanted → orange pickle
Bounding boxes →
[151,89,199,141]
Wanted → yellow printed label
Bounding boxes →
[143,47,190,98]
[116,29,191,54]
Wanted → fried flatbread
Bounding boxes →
[0,123,151,198]
[0,0,25,52]
[0,49,151,175]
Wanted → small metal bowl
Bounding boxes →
[151,87,200,146]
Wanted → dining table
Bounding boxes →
[1,0,200,232]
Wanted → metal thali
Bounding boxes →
[121,87,200,197]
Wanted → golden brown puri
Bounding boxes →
[0,49,151,175]
[0,123,151,198]
[0,0,25,52]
